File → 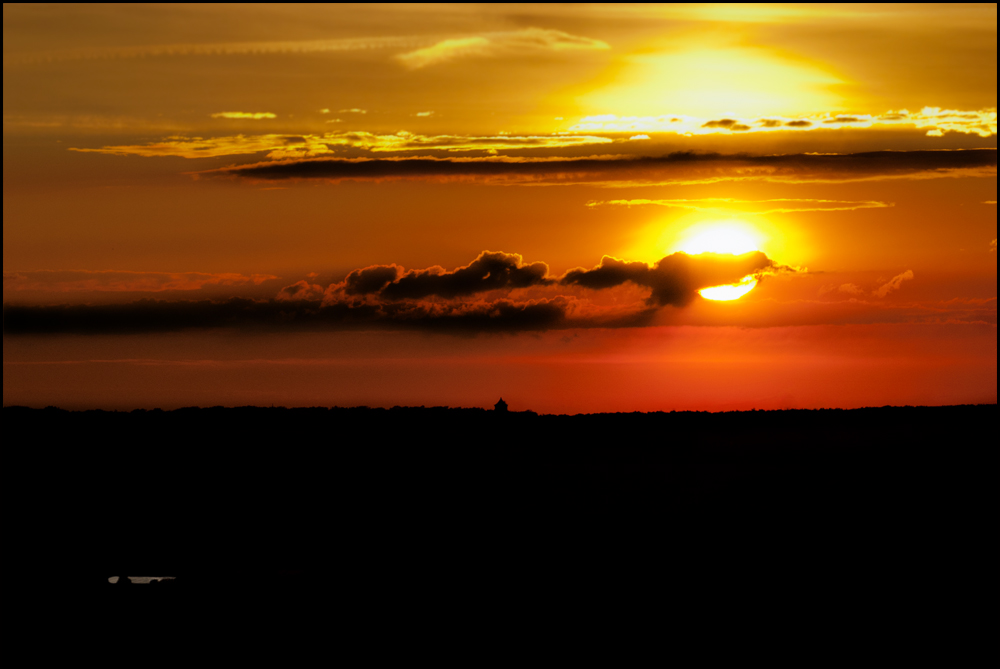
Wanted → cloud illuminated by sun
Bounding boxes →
[671,222,764,301]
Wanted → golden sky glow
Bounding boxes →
[2,3,995,411]
[578,44,845,119]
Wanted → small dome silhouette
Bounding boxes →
[494,398,509,412]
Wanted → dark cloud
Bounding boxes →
[201,149,996,185]
[702,119,739,129]
[344,265,400,295]
[561,256,651,291]
[701,119,752,131]
[759,119,783,128]
[824,117,863,124]
[338,251,552,300]
[277,280,324,301]
[785,120,813,128]
[2,269,277,293]
[563,251,779,307]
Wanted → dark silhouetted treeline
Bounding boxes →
[5,404,996,667]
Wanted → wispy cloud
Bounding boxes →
[415,111,435,117]
[5,27,607,70]
[991,240,997,253]
[339,109,367,114]
[397,28,609,69]
[571,108,997,138]
[399,36,490,69]
[71,131,612,159]
[873,271,915,298]
[587,198,893,215]
[211,112,276,120]
[819,283,870,298]
[3,36,427,67]
[986,201,997,205]
[2,270,276,294]
[70,134,336,159]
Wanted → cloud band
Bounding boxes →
[3,250,789,335]
[200,149,997,185]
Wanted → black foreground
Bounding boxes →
[5,404,996,667]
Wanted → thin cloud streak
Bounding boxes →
[3,35,430,67]
[587,198,894,215]
[3,270,277,294]
[571,108,997,138]
[211,112,276,120]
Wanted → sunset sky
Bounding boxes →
[3,3,996,412]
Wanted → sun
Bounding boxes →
[677,225,760,256]
[699,276,758,301]
[672,222,765,301]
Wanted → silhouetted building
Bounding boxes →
[494,398,508,412]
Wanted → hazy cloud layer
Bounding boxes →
[1,295,654,335]
[203,149,997,185]
[6,27,608,70]
[819,283,866,297]
[3,250,790,335]
[587,198,893,215]
[3,270,276,294]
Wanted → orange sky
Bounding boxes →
[3,3,996,410]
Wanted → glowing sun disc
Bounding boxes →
[699,277,758,301]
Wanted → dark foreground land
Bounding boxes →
[4,404,996,667]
